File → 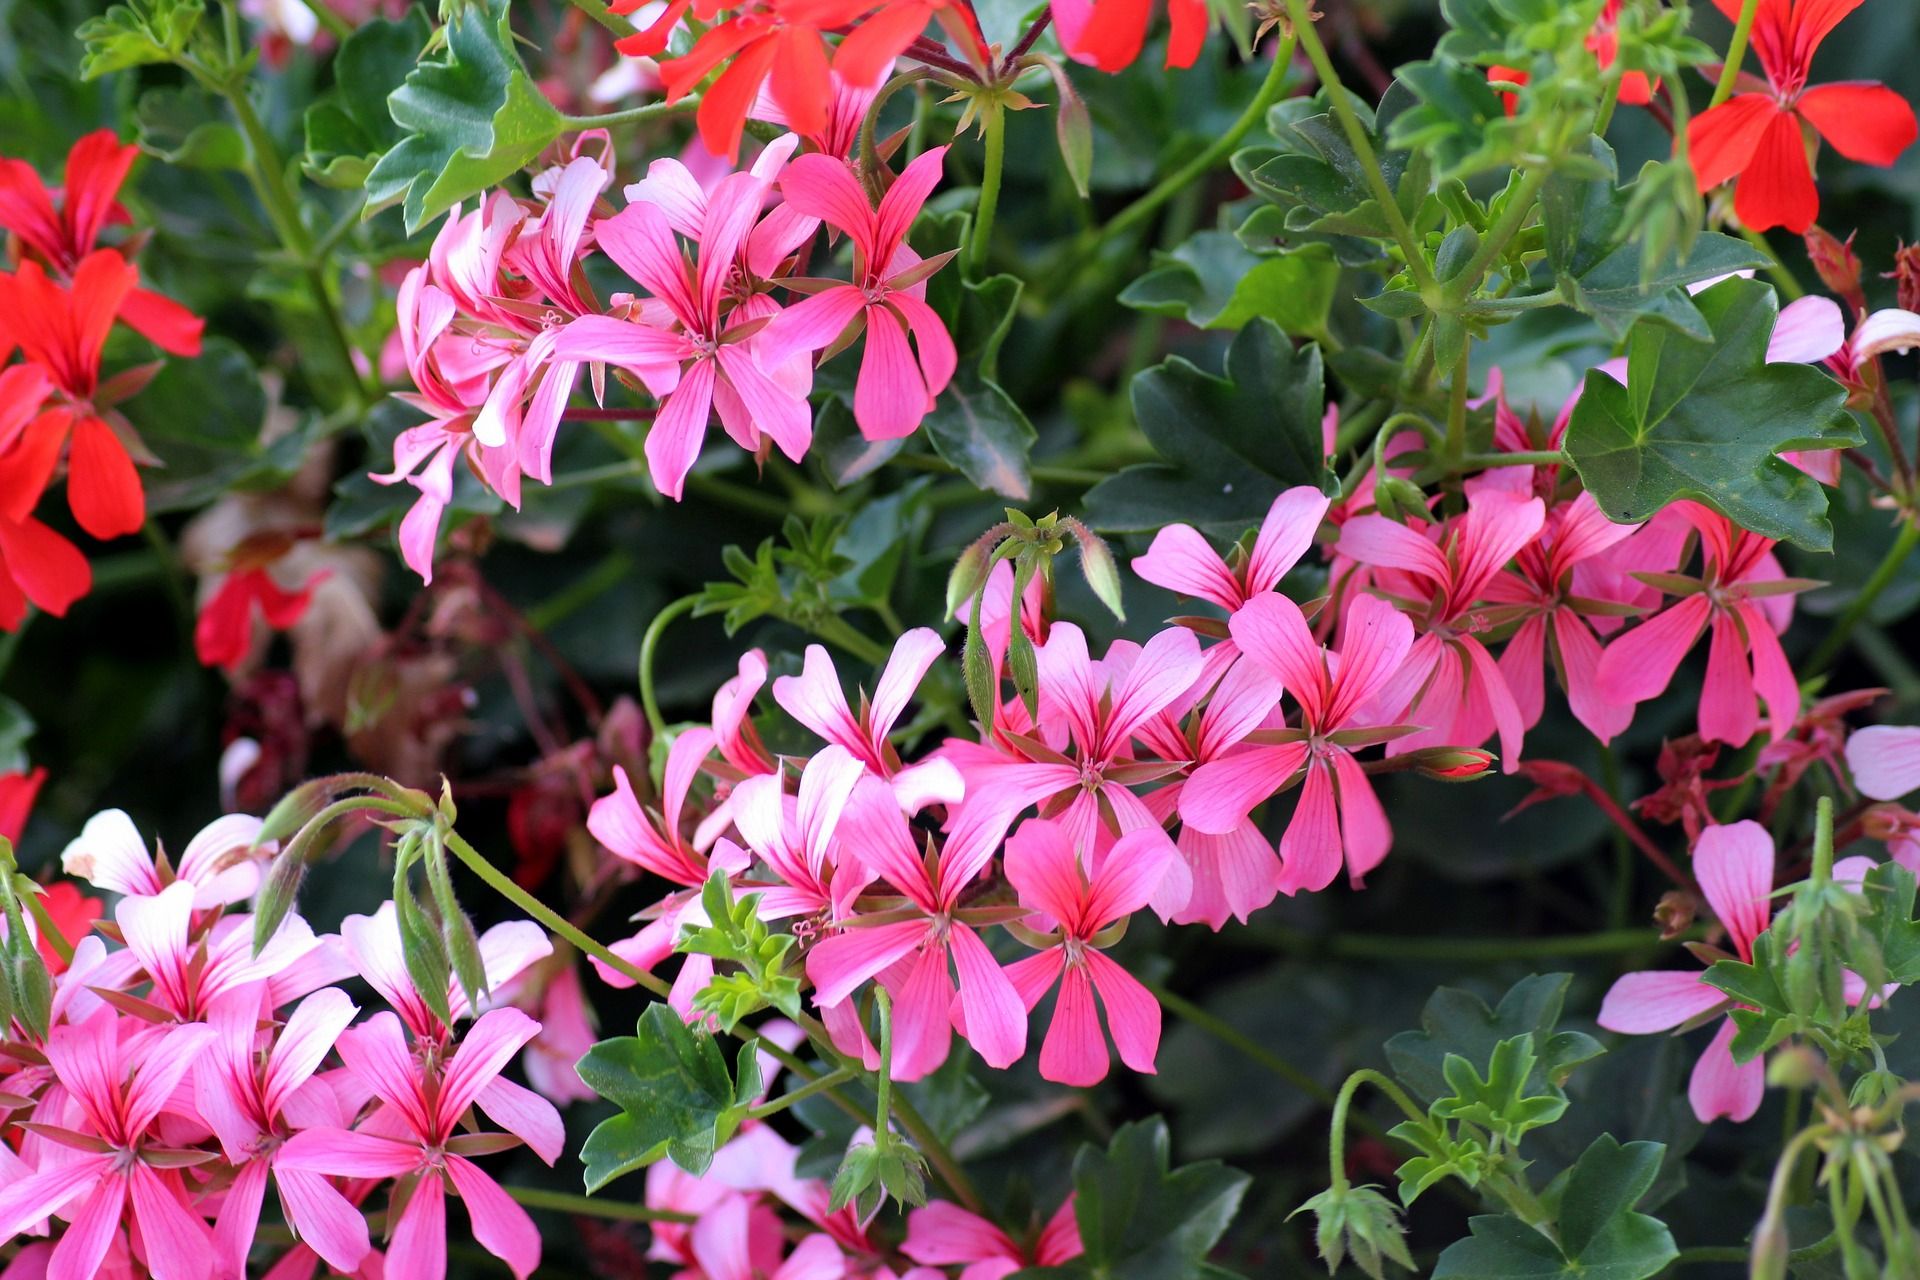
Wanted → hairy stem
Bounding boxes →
[638,594,701,739]
[1709,0,1761,111]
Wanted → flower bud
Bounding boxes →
[1887,240,1920,314]
[1653,889,1698,940]
[1374,476,1430,524]
[1804,224,1863,306]
[944,536,995,620]
[1408,747,1495,780]
[1070,523,1126,623]
[1766,1044,1820,1090]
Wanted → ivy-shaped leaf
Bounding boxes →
[305,7,432,190]
[574,1004,762,1190]
[1862,862,1920,984]
[1120,231,1339,337]
[1385,973,1603,1107]
[1015,1118,1250,1279]
[75,0,204,78]
[365,0,564,233]
[1084,319,1335,540]
[1432,1035,1570,1144]
[1564,277,1860,551]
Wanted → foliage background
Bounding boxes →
[3,0,1920,1273]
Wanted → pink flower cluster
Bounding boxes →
[380,124,956,583]
[0,809,564,1280]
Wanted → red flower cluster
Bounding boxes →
[0,131,204,629]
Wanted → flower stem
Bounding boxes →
[561,97,698,131]
[1806,517,1920,675]
[1282,0,1437,295]
[505,1185,696,1223]
[747,1066,859,1120]
[638,594,701,740]
[966,101,1006,277]
[559,0,637,40]
[1146,978,1335,1104]
[1327,1069,1425,1191]
[442,828,671,999]
[1811,795,1835,886]
[1709,0,1761,111]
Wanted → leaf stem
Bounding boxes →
[1327,1069,1425,1192]
[442,828,671,999]
[966,101,1006,277]
[1060,33,1296,278]
[561,97,698,131]
[638,594,701,740]
[505,1184,696,1223]
[559,0,637,40]
[1806,517,1920,675]
[1709,0,1761,111]
[746,1066,859,1120]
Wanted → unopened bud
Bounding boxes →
[1069,523,1126,623]
[1409,747,1495,780]
[1804,225,1863,306]
[1653,889,1699,940]
[1374,476,1430,524]
[945,536,995,621]
[1767,1044,1820,1090]
[252,849,308,956]
[1887,241,1920,314]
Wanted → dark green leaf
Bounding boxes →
[1385,973,1600,1106]
[1120,231,1339,335]
[134,87,244,170]
[1564,278,1860,551]
[922,371,1037,501]
[75,0,204,78]
[304,7,433,189]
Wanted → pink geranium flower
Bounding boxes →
[277,1008,561,1280]
[1181,592,1414,893]
[1130,485,1329,616]
[1479,491,1640,743]
[60,807,274,906]
[557,167,809,500]
[115,878,339,1021]
[1598,821,1778,1123]
[1337,489,1546,768]
[1596,503,1803,747]
[805,776,1026,1080]
[195,985,371,1277]
[773,628,962,810]
[759,147,956,440]
[0,1015,217,1280]
[731,744,875,921]
[1000,819,1171,1087]
[1848,724,1920,801]
[904,1196,1083,1278]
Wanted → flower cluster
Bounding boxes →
[0,132,204,630]
[0,808,565,1280]
[380,128,956,583]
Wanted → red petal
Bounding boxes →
[768,26,831,142]
[1687,94,1780,192]
[693,37,779,160]
[1797,82,1918,167]
[0,514,91,617]
[0,409,71,524]
[118,287,204,357]
[61,130,137,258]
[1734,108,1819,233]
[66,415,145,540]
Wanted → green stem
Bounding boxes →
[1147,979,1335,1106]
[1282,0,1438,295]
[1811,795,1835,886]
[1062,33,1296,275]
[1461,450,1566,469]
[871,988,897,1139]
[1445,343,1471,467]
[747,1066,859,1120]
[1738,225,1804,300]
[1450,167,1547,302]
[561,97,698,131]
[638,595,700,740]
[1328,1069,1426,1191]
[220,79,368,403]
[505,1185,696,1223]
[803,612,893,667]
[967,101,1006,277]
[1248,924,1700,962]
[1806,517,1920,674]
[1709,0,1761,111]
[22,887,74,966]
[443,829,671,999]
[559,0,637,39]
[297,0,352,41]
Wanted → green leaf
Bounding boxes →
[365,0,564,233]
[75,0,204,78]
[134,87,245,170]
[1432,1035,1569,1143]
[1017,1118,1249,1280]
[1564,278,1860,551]
[575,1005,762,1190]
[1386,58,1513,180]
[1085,319,1335,539]
[1566,230,1770,341]
[304,7,433,189]
[1861,862,1920,984]
[1556,1135,1666,1260]
[1294,1183,1416,1280]
[1385,973,1601,1106]
[922,371,1037,501]
[1120,231,1339,335]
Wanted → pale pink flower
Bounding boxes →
[557,167,810,500]
[759,148,956,440]
[731,745,875,920]
[1848,724,1920,801]
[586,726,749,985]
[1598,821,1777,1123]
[1000,819,1171,1087]
[277,1008,561,1280]
[712,648,778,777]
[194,984,371,1276]
[1337,489,1545,768]
[1596,503,1802,746]
[1181,592,1414,893]
[805,776,1026,1081]
[510,962,600,1105]
[1131,485,1329,615]
[773,629,963,811]
[0,1015,216,1280]
[60,808,272,906]
[903,1197,1082,1280]
[1479,491,1640,743]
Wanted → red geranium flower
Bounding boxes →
[1688,0,1917,233]
[194,533,328,673]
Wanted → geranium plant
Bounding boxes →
[1,0,1919,1274]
